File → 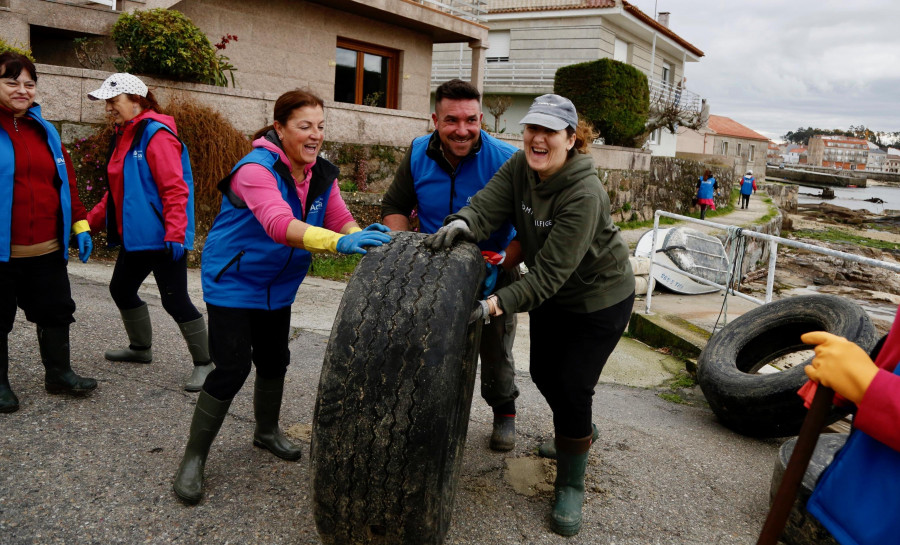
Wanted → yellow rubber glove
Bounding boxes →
[302,226,342,253]
[801,331,879,405]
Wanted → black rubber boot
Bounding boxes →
[173,390,231,504]
[538,423,598,459]
[37,325,97,395]
[490,414,516,452]
[178,317,213,392]
[550,434,592,536]
[252,376,302,461]
[0,336,19,413]
[105,303,152,363]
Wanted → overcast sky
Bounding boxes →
[627,0,900,142]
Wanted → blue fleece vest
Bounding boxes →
[109,119,195,251]
[201,148,335,310]
[409,130,516,253]
[740,175,755,196]
[698,177,715,200]
[0,104,72,262]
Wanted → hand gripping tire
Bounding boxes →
[697,294,877,438]
[311,232,485,545]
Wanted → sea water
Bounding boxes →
[797,182,900,214]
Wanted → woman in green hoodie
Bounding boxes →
[425,94,634,536]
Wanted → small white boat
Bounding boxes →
[634,227,730,295]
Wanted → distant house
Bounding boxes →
[885,148,900,174]
[676,114,768,176]
[866,141,887,172]
[766,141,781,163]
[782,144,807,165]
[1,0,489,145]
[807,135,869,170]
[431,0,704,157]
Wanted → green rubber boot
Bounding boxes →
[550,434,591,536]
[538,423,598,459]
[37,326,97,395]
[252,376,302,461]
[105,303,152,363]
[0,336,19,413]
[178,317,213,392]
[173,390,231,504]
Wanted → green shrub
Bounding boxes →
[111,9,236,86]
[555,58,649,147]
[0,39,34,61]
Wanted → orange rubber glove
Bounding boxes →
[801,331,879,405]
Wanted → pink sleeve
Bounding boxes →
[231,164,296,245]
[146,131,190,243]
[854,369,900,452]
[322,179,356,233]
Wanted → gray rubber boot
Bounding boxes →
[550,434,591,536]
[37,325,97,395]
[252,376,302,461]
[173,390,231,504]
[538,423,598,459]
[0,336,19,413]
[178,317,213,392]
[105,303,152,363]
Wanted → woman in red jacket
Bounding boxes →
[86,73,211,392]
[0,53,96,413]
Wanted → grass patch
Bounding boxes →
[667,372,696,389]
[792,228,900,251]
[658,392,687,404]
[309,253,362,281]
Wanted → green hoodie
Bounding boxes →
[450,150,634,314]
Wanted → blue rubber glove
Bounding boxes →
[482,262,499,298]
[362,223,391,234]
[76,232,93,263]
[335,227,392,255]
[166,241,185,262]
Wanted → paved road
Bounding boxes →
[1,192,785,545]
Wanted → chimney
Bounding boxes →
[657,11,670,27]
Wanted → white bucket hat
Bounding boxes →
[88,73,148,100]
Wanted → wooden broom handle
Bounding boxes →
[756,385,834,545]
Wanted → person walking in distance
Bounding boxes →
[696,169,718,220]
[381,79,522,452]
[740,169,756,209]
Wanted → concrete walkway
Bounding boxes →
[0,192,787,545]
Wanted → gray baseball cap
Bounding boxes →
[519,94,578,131]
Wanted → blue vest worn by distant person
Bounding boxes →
[740,175,755,196]
[0,104,73,262]
[409,130,516,253]
[698,177,715,200]
[201,147,336,310]
[111,119,195,251]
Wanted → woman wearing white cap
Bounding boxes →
[86,73,212,392]
[425,94,635,536]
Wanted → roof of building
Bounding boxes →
[706,115,768,141]
[487,0,703,57]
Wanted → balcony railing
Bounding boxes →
[432,59,702,114]
[412,0,487,23]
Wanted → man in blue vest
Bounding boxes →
[382,79,522,451]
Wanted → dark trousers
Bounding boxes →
[740,194,750,209]
[529,292,635,438]
[202,303,291,400]
[109,248,201,323]
[699,204,709,220]
[479,266,520,412]
[0,253,75,334]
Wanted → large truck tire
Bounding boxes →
[310,232,485,545]
[769,434,845,545]
[697,295,876,437]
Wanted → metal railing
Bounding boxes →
[648,78,701,114]
[84,0,116,9]
[643,210,900,315]
[431,59,568,88]
[413,0,487,23]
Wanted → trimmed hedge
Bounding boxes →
[555,58,649,148]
